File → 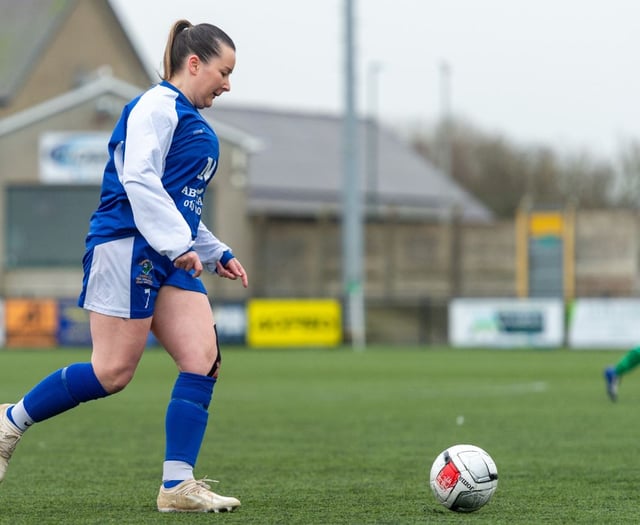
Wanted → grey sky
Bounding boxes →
[111,0,640,157]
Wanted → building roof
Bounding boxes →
[0,1,490,222]
[0,73,262,154]
[0,0,157,108]
[206,105,493,222]
[0,72,135,137]
[0,0,75,106]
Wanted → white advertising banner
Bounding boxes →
[568,298,640,349]
[39,132,110,184]
[449,298,564,348]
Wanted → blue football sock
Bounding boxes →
[21,363,109,423]
[164,372,215,472]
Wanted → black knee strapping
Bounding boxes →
[207,324,222,378]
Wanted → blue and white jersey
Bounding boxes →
[86,80,230,272]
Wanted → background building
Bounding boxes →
[1,0,637,345]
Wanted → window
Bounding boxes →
[6,185,217,268]
[6,185,100,268]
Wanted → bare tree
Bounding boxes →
[411,118,617,217]
[612,138,640,208]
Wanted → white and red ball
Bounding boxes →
[429,444,498,512]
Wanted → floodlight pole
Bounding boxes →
[439,61,453,179]
[366,61,382,212]
[342,0,365,348]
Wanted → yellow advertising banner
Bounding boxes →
[5,298,58,348]
[247,299,342,347]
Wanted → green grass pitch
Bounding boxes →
[0,346,636,524]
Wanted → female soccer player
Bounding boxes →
[0,19,247,513]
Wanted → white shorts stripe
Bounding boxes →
[83,237,134,318]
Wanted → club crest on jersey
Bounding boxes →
[136,259,154,286]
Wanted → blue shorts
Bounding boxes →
[78,235,206,319]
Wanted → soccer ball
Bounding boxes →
[429,444,498,512]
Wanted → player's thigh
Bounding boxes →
[90,311,151,391]
[151,285,217,374]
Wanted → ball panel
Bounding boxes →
[430,454,460,507]
[450,486,495,513]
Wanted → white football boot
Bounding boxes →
[157,478,241,513]
[0,404,23,483]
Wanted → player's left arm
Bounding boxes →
[194,222,248,287]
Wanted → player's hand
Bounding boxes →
[216,258,249,288]
[174,251,203,277]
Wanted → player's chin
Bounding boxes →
[198,97,216,109]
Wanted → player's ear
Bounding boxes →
[187,54,200,75]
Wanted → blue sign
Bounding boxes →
[57,298,92,346]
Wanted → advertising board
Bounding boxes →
[568,298,640,349]
[247,299,342,347]
[449,298,564,348]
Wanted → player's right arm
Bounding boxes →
[116,89,194,262]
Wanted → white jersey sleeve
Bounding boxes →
[194,221,232,273]
[117,90,194,261]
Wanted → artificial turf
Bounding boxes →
[0,345,635,524]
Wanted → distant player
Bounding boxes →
[0,19,247,513]
[603,347,640,402]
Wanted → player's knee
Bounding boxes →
[95,364,136,394]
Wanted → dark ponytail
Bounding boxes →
[162,19,235,80]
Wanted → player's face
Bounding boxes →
[192,44,236,109]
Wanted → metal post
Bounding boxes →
[342,0,365,348]
[366,61,382,215]
[439,61,453,179]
